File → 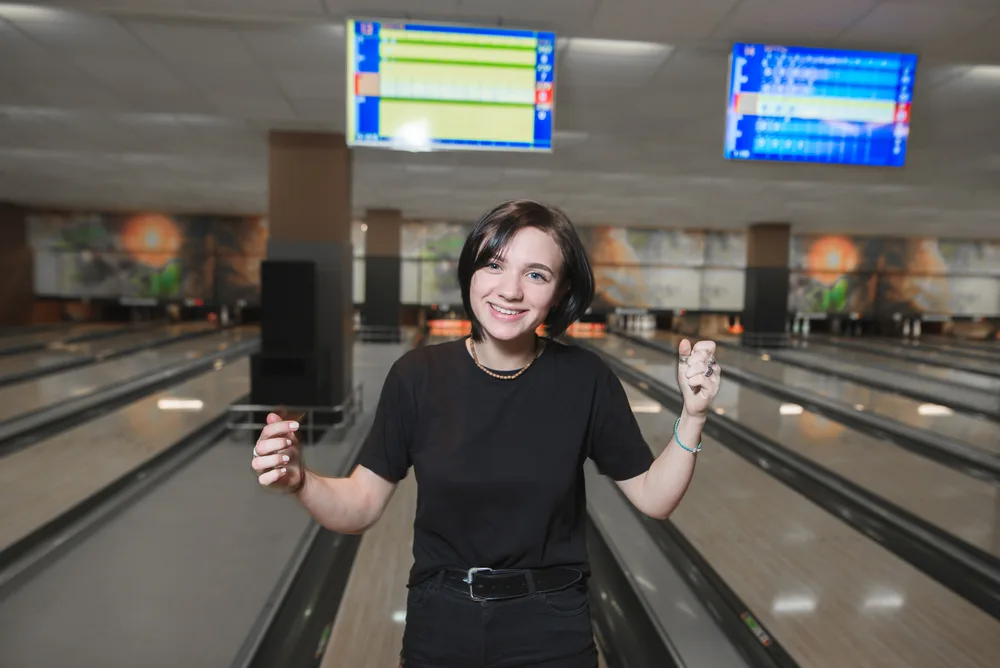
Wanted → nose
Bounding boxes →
[497,271,523,302]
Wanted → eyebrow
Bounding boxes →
[524,262,554,274]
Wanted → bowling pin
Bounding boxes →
[903,319,911,338]
[913,319,922,338]
[803,318,810,336]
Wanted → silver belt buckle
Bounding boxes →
[464,567,492,601]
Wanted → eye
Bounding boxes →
[488,262,501,271]
[528,271,547,282]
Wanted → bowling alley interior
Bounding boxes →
[1,1,1000,667]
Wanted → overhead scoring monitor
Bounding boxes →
[724,43,917,167]
[347,19,556,152]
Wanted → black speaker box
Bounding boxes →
[260,260,317,352]
[250,348,331,407]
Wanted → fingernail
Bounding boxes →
[282,455,290,463]
[280,467,287,474]
[286,439,292,446]
[289,422,299,430]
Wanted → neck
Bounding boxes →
[471,332,538,371]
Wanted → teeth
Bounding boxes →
[491,304,521,315]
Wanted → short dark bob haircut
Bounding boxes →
[457,199,595,341]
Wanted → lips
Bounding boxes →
[489,302,526,316]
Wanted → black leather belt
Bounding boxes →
[441,566,583,602]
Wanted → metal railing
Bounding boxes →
[225,383,364,446]
[354,324,406,343]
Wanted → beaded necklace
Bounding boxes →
[468,336,542,380]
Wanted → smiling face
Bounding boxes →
[469,226,566,343]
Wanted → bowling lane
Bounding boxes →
[774,346,1000,419]
[661,331,1000,453]
[0,321,213,383]
[598,334,1000,560]
[885,338,1000,364]
[0,325,256,424]
[0,357,248,553]
[792,340,1000,393]
[0,341,403,668]
[814,337,1000,378]
[586,337,1000,668]
[0,322,120,353]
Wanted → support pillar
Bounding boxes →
[362,208,402,341]
[251,131,354,422]
[0,203,32,326]
[741,222,791,348]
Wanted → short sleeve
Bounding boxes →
[357,360,416,483]
[589,360,655,481]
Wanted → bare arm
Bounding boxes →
[294,464,397,535]
[615,338,719,520]
[252,416,398,534]
[616,412,703,520]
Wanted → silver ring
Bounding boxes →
[253,446,260,458]
[679,355,690,366]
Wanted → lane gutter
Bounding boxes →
[573,337,1000,623]
[618,331,1000,487]
[0,338,259,456]
[0,396,244,600]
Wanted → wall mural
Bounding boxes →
[27,211,1000,317]
[789,235,1000,317]
[398,222,748,311]
[28,212,368,305]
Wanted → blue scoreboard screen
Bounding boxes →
[724,43,917,167]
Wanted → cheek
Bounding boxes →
[528,283,560,307]
[470,272,494,298]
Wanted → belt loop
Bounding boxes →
[431,569,445,592]
[525,570,536,595]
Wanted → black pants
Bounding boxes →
[400,570,599,667]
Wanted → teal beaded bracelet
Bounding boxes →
[674,417,702,453]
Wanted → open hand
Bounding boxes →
[676,338,721,417]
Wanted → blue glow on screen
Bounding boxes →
[724,43,918,167]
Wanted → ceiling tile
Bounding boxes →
[710,0,880,42]
[0,7,147,56]
[589,0,742,42]
[838,2,1000,52]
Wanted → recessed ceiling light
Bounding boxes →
[564,38,671,58]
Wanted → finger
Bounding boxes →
[251,453,291,471]
[261,419,300,440]
[258,467,288,487]
[685,362,708,379]
[266,412,282,425]
[678,338,692,359]
[688,348,713,365]
[254,436,294,457]
[692,340,716,355]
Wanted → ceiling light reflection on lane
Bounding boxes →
[157,398,204,411]
[862,590,905,611]
[772,594,817,615]
[780,403,804,416]
[918,404,953,416]
[630,400,662,414]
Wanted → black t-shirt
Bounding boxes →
[357,337,654,586]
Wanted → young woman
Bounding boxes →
[250,200,721,667]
